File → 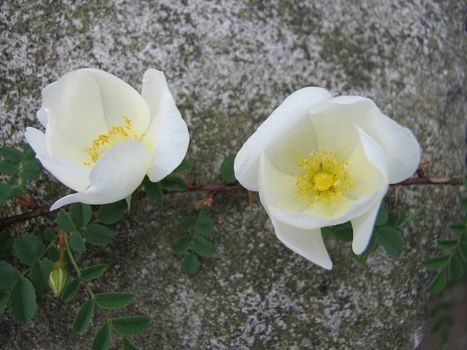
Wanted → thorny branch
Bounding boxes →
[0,174,463,229]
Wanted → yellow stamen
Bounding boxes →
[83,116,139,166]
[295,150,355,205]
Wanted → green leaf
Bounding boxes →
[423,256,450,270]
[440,328,450,345]
[428,271,447,295]
[367,233,379,253]
[14,233,45,266]
[429,302,453,317]
[161,174,186,191]
[57,211,76,232]
[375,203,388,226]
[19,159,41,182]
[192,237,215,257]
[194,207,214,236]
[70,203,92,228]
[0,146,23,163]
[143,177,164,203]
[97,201,126,224]
[81,264,107,282]
[22,144,36,161]
[46,244,60,261]
[9,183,24,197]
[43,228,56,242]
[84,224,115,246]
[172,236,193,255]
[0,231,13,258]
[0,290,9,315]
[449,255,464,280]
[61,279,81,303]
[110,315,150,336]
[431,316,453,332]
[174,159,190,173]
[95,292,134,309]
[181,216,197,233]
[123,338,140,350]
[461,199,467,212]
[375,227,405,258]
[437,240,458,253]
[459,241,467,260]
[322,224,353,242]
[181,254,199,275]
[70,231,86,253]
[0,183,13,202]
[73,299,94,333]
[220,154,236,184]
[29,258,53,295]
[92,323,111,350]
[0,160,19,176]
[387,208,406,228]
[0,261,20,289]
[10,277,37,321]
[449,224,466,236]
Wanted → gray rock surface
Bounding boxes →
[0,0,465,349]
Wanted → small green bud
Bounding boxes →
[48,267,69,297]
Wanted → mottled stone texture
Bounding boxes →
[0,0,465,349]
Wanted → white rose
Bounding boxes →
[234,88,420,269]
[25,68,189,210]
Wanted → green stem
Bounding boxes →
[20,240,55,278]
[63,233,97,300]
[64,233,81,277]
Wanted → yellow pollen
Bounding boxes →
[295,150,355,205]
[83,116,138,166]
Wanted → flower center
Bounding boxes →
[295,150,355,205]
[84,116,139,167]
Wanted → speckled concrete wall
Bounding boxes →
[0,1,465,349]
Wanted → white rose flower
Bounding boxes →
[25,68,189,210]
[234,88,420,269]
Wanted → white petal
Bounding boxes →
[258,152,308,213]
[355,127,388,183]
[265,116,319,176]
[345,132,386,200]
[310,111,360,160]
[351,194,385,255]
[36,108,48,128]
[140,69,189,182]
[45,70,110,164]
[50,141,149,210]
[258,152,381,230]
[37,81,57,127]
[269,194,378,230]
[82,69,151,137]
[271,217,332,269]
[25,127,90,192]
[323,96,420,183]
[234,87,332,191]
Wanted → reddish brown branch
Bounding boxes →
[0,176,462,229]
[0,207,56,228]
[393,177,463,186]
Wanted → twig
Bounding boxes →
[392,177,463,186]
[0,176,462,229]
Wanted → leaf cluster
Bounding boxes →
[422,177,467,345]
[423,180,467,296]
[73,291,149,350]
[143,160,189,204]
[322,202,424,265]
[0,145,40,203]
[172,206,216,275]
